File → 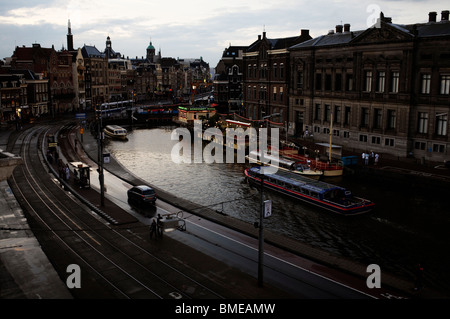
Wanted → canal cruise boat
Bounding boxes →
[244,166,374,215]
[104,125,128,140]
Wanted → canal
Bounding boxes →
[105,126,450,296]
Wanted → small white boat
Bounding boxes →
[246,150,323,178]
[104,125,128,140]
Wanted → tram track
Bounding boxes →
[8,125,227,299]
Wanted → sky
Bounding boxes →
[0,0,448,68]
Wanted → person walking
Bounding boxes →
[375,153,379,165]
[149,219,157,240]
[364,152,369,166]
[65,164,70,181]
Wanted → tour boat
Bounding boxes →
[244,166,374,215]
[279,148,343,177]
[246,150,323,178]
[104,125,128,140]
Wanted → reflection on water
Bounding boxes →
[106,127,450,295]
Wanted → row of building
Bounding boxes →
[0,20,211,124]
[213,11,450,161]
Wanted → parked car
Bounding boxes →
[127,185,157,207]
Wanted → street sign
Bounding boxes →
[264,200,272,218]
[103,153,110,164]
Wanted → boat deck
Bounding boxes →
[249,166,341,193]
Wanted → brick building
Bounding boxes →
[289,11,450,161]
[243,30,312,124]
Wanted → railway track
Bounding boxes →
[7,125,227,299]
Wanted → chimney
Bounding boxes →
[344,23,351,32]
[258,35,261,41]
[336,25,343,33]
[429,11,437,22]
[442,10,449,21]
[301,29,309,37]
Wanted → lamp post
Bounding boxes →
[257,112,280,287]
[98,103,105,207]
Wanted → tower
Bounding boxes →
[146,41,155,62]
[67,19,74,51]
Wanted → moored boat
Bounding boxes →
[246,150,323,178]
[244,166,374,215]
[104,125,128,140]
[279,147,343,177]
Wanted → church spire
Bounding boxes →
[67,19,74,51]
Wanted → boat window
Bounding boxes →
[310,192,318,198]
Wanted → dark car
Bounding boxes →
[127,185,157,207]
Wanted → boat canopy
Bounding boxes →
[249,166,343,194]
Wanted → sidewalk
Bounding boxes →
[0,127,72,299]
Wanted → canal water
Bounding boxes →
[105,126,450,295]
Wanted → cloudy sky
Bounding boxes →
[0,0,448,67]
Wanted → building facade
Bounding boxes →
[213,45,246,114]
[289,11,450,161]
[243,30,311,125]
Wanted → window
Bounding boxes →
[335,73,342,91]
[273,63,278,78]
[297,71,303,89]
[435,113,448,136]
[344,106,351,125]
[315,104,321,121]
[346,74,353,91]
[421,74,431,94]
[324,105,331,122]
[385,138,395,147]
[279,87,283,101]
[280,63,284,78]
[433,144,445,153]
[315,73,322,90]
[417,112,428,134]
[376,71,385,93]
[373,108,382,128]
[415,141,426,150]
[440,75,450,95]
[273,87,277,101]
[364,71,372,92]
[344,131,350,138]
[361,108,369,127]
[334,105,341,123]
[371,136,381,144]
[359,134,368,142]
[387,110,396,129]
[325,74,332,91]
[391,71,399,93]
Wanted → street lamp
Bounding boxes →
[98,104,105,207]
[257,112,280,287]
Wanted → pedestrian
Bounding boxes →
[157,214,163,237]
[375,153,379,165]
[362,152,366,165]
[149,219,157,240]
[65,164,70,181]
[370,151,374,165]
[364,152,369,166]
